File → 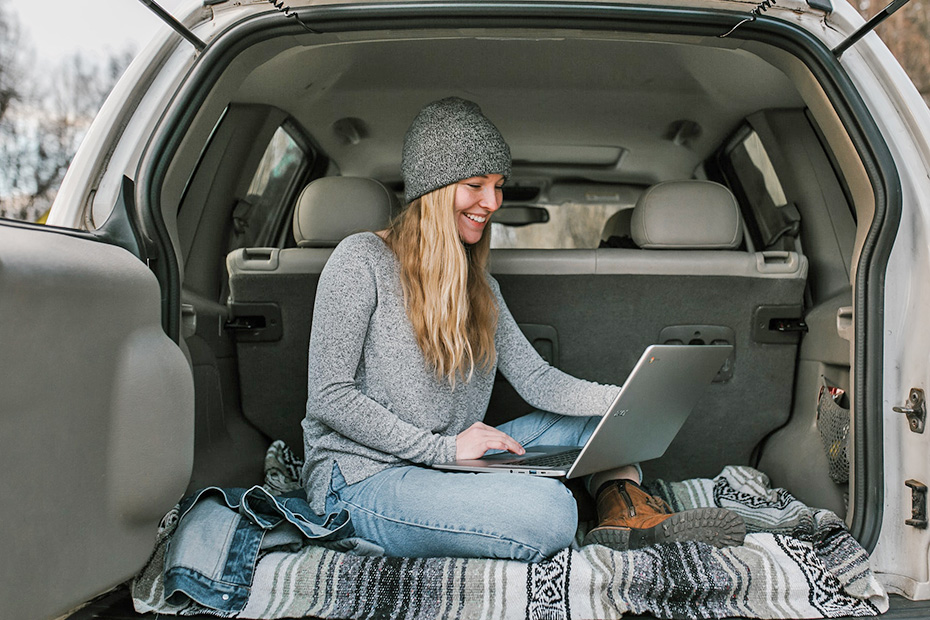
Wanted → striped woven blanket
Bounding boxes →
[132,443,888,619]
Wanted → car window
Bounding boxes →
[719,127,795,251]
[491,203,627,249]
[231,124,311,251]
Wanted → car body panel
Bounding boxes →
[839,30,930,597]
[119,0,930,599]
[5,0,930,615]
[0,225,195,620]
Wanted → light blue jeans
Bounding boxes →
[325,412,601,562]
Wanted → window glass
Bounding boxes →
[491,203,625,249]
[231,126,308,249]
[735,131,787,209]
[726,129,793,249]
[248,128,303,197]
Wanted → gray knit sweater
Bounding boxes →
[300,232,619,514]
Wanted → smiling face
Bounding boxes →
[453,174,505,245]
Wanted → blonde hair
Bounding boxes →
[384,183,498,385]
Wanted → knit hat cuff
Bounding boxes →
[401,97,512,204]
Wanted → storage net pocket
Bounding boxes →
[817,377,850,484]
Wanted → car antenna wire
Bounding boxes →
[268,0,320,34]
[719,0,777,38]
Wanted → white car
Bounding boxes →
[2,0,930,618]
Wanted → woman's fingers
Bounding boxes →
[455,422,525,460]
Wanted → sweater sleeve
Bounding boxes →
[491,277,620,416]
[305,236,457,465]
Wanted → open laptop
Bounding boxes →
[434,344,732,479]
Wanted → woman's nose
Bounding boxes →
[479,187,502,211]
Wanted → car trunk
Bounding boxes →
[161,0,885,529]
[45,0,922,616]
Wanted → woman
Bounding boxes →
[299,97,744,561]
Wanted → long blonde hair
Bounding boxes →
[383,183,498,385]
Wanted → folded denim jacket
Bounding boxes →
[163,485,370,615]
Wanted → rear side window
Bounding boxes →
[174,106,316,300]
[491,203,626,249]
[232,125,310,250]
[490,186,640,249]
[719,127,796,251]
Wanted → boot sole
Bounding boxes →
[583,507,746,551]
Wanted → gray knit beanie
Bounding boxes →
[401,97,512,204]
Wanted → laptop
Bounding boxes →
[434,344,732,479]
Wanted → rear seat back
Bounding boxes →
[488,180,808,481]
[226,177,395,452]
[228,177,807,477]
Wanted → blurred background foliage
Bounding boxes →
[0,0,133,222]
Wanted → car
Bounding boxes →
[3,0,930,618]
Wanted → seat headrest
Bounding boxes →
[630,180,743,250]
[293,177,397,248]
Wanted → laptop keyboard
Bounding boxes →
[519,448,582,468]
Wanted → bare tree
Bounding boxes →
[0,29,134,223]
[0,0,20,123]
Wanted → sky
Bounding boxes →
[10,0,184,64]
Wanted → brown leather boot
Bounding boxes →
[582,479,745,550]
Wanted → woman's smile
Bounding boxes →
[454,174,504,244]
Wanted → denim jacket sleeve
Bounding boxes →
[162,485,371,615]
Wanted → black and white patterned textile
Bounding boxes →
[132,442,888,619]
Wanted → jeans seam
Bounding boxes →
[510,414,564,447]
[337,494,552,558]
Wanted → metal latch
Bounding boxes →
[769,318,809,334]
[224,303,283,342]
[893,388,926,434]
[752,305,806,344]
[905,480,928,529]
[224,316,266,330]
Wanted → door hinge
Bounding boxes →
[893,388,926,434]
[905,479,928,529]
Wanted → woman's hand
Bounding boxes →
[455,422,525,460]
